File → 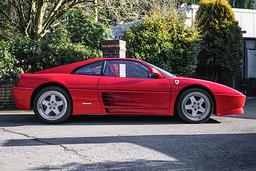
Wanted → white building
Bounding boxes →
[186,5,256,80]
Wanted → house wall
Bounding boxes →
[245,39,256,79]
[185,5,256,38]
[233,8,256,38]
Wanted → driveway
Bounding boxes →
[0,99,255,171]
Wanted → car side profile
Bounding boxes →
[12,58,246,124]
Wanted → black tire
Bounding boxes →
[33,86,72,124]
[176,88,214,123]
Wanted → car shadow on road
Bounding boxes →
[3,133,256,170]
[32,160,185,171]
[0,114,221,127]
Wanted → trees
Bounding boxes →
[65,9,110,48]
[10,34,102,73]
[196,0,242,85]
[176,0,200,5]
[0,0,92,40]
[97,0,177,26]
[0,40,21,82]
[228,0,255,9]
[8,8,109,73]
[0,0,205,40]
[0,8,109,76]
[124,11,200,76]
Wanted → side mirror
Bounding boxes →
[149,73,159,79]
[149,68,164,79]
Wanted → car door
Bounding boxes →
[98,60,171,114]
[67,61,104,114]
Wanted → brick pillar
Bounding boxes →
[102,40,126,58]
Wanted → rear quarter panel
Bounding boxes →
[13,74,102,114]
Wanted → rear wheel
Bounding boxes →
[176,88,214,123]
[33,86,72,124]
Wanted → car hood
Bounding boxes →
[170,77,245,96]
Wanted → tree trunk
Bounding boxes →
[93,0,98,22]
[34,0,48,39]
[0,0,88,40]
[232,75,236,88]
[214,69,220,82]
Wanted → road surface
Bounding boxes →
[0,99,255,170]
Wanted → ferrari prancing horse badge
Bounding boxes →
[174,80,180,85]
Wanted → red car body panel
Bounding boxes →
[12,58,246,117]
[168,77,246,116]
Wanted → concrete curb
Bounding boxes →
[0,110,33,114]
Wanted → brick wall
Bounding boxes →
[0,83,16,109]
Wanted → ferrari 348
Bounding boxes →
[12,58,246,123]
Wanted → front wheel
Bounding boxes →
[33,86,72,124]
[176,88,214,123]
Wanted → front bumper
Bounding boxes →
[215,94,246,116]
[12,86,33,110]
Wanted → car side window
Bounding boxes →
[74,61,103,75]
[104,60,150,78]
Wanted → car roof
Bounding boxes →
[93,58,142,62]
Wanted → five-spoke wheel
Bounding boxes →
[33,86,72,123]
[177,88,214,123]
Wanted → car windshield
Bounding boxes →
[143,61,176,78]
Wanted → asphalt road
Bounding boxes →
[0,99,256,171]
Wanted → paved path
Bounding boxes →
[0,100,255,170]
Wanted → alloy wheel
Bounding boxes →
[181,92,211,122]
[37,90,67,121]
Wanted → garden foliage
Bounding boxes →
[0,10,108,80]
[196,0,243,82]
[65,9,110,49]
[0,41,22,82]
[11,36,102,73]
[124,12,200,76]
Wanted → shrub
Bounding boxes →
[0,40,22,82]
[65,9,111,49]
[11,36,102,73]
[196,0,243,84]
[40,41,102,69]
[124,12,200,76]
[6,10,109,74]
[11,37,43,73]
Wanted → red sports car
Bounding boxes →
[12,58,246,124]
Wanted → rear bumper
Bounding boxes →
[215,94,246,116]
[12,86,33,110]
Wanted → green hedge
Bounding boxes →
[0,40,21,82]
[0,37,102,81]
[196,0,243,83]
[124,12,200,76]
[11,36,102,73]
[0,10,109,81]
